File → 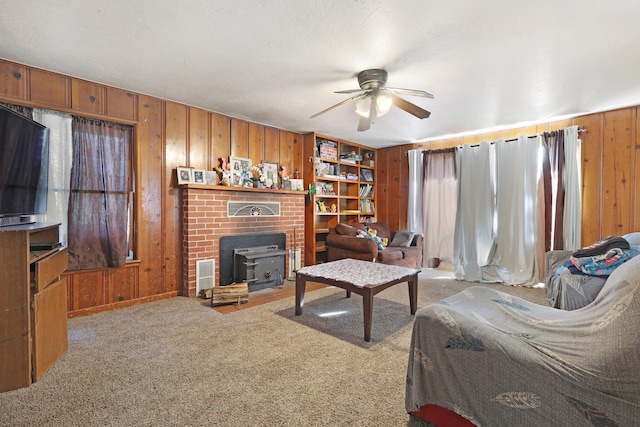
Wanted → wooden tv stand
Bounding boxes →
[0,222,68,392]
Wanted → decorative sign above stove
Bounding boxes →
[227,201,280,217]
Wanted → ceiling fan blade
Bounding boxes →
[357,114,371,132]
[387,87,434,99]
[309,94,364,119]
[357,96,377,132]
[335,88,366,94]
[391,94,431,119]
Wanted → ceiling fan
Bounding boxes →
[310,69,434,131]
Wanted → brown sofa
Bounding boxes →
[325,222,423,269]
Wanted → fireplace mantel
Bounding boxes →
[181,185,306,297]
[182,183,306,196]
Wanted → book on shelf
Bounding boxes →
[359,184,373,197]
[317,138,337,147]
[340,151,362,163]
[359,199,375,213]
[317,139,338,160]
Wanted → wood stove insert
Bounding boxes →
[219,232,287,290]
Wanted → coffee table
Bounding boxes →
[295,258,420,341]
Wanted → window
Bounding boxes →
[67,117,133,270]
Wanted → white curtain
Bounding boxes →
[32,109,73,246]
[563,125,582,249]
[453,137,545,286]
[487,136,545,285]
[407,149,424,235]
[423,149,457,265]
[453,142,495,281]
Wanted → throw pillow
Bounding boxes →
[389,230,415,247]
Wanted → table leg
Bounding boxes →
[408,273,418,315]
[362,288,373,342]
[295,274,306,316]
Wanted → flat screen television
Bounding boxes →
[0,105,50,221]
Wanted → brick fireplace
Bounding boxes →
[181,185,306,297]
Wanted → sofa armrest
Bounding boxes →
[546,250,572,267]
[326,233,379,256]
[545,250,573,281]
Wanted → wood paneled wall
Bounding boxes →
[0,59,303,316]
[377,110,639,247]
[3,56,639,314]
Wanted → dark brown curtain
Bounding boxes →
[67,117,132,270]
[542,130,565,251]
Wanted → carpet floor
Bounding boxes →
[0,271,547,427]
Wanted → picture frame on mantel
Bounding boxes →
[177,166,193,185]
[205,170,218,185]
[193,169,205,184]
[262,161,279,189]
[229,156,252,187]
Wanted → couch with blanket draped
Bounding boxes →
[545,232,640,310]
[406,249,640,426]
[325,222,423,269]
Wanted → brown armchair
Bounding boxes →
[325,222,423,269]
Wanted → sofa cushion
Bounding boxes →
[335,223,360,236]
[389,230,415,247]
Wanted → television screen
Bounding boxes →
[0,105,50,218]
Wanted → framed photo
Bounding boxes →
[262,162,278,189]
[192,169,205,184]
[177,166,193,185]
[360,168,374,182]
[290,178,304,191]
[205,170,218,185]
[229,156,252,187]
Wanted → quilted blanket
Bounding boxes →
[406,256,640,426]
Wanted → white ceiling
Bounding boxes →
[1,1,640,148]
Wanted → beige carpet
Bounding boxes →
[0,272,547,427]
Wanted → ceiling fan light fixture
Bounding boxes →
[376,90,393,116]
[355,96,371,117]
[355,91,392,118]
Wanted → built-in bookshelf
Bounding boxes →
[302,132,376,265]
